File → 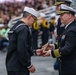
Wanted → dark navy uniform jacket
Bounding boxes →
[6,21,33,72]
[52,20,76,74]
[59,20,76,74]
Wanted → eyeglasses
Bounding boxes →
[31,15,37,21]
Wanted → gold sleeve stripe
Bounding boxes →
[54,49,61,58]
[55,42,58,48]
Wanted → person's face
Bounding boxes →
[60,13,70,25]
[56,5,61,11]
[28,15,37,26]
[31,15,37,22]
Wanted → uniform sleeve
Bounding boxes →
[54,42,59,49]
[51,31,76,58]
[17,27,32,68]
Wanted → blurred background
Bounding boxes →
[0,0,76,75]
[0,0,56,52]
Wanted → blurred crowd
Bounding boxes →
[0,0,55,26]
[0,0,56,51]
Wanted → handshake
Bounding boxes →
[36,43,54,56]
[28,43,54,73]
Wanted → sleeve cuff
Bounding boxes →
[52,44,55,50]
[49,50,52,56]
[27,64,33,69]
[26,61,32,68]
[51,49,61,58]
[54,42,59,49]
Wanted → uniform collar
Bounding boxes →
[65,20,74,29]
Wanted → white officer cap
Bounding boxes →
[58,4,76,15]
[24,6,40,18]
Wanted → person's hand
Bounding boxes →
[48,44,54,50]
[42,44,54,51]
[42,43,49,51]
[42,50,51,57]
[36,49,43,56]
[28,65,36,73]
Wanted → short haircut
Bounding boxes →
[23,11,30,18]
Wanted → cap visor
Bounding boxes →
[57,11,69,15]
